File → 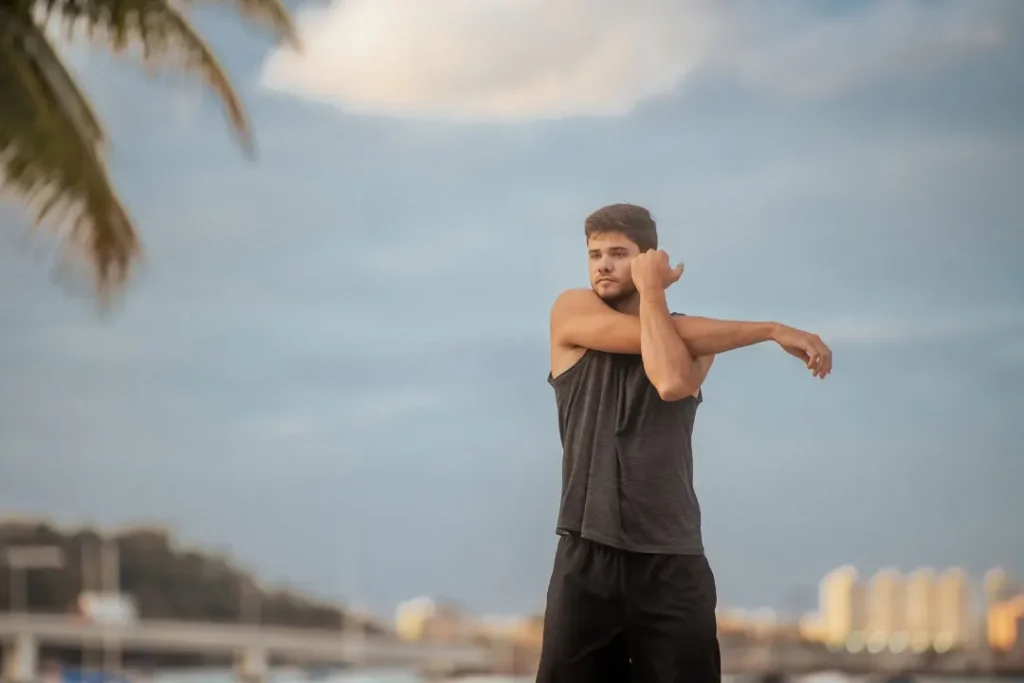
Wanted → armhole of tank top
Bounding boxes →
[548,348,592,387]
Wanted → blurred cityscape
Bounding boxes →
[395,566,1024,658]
[4,516,1024,680]
[801,566,1024,655]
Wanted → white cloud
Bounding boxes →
[259,0,1011,121]
[260,0,712,121]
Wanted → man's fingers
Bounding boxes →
[804,340,824,377]
[788,333,832,379]
[811,341,832,378]
[671,263,684,280]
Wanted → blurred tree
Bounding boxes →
[0,0,298,298]
[0,520,389,667]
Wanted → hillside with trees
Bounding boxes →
[0,518,382,667]
[0,518,373,630]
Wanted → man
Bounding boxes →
[536,204,832,683]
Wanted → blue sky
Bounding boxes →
[1,0,1023,618]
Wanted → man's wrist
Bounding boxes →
[638,288,668,306]
[766,321,784,342]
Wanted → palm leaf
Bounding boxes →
[41,0,263,156]
[186,0,299,48]
[0,4,138,294]
[2,0,299,295]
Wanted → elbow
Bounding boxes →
[654,378,695,402]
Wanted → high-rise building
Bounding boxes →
[865,568,906,651]
[818,565,861,648]
[395,596,436,641]
[935,567,974,651]
[984,568,1017,649]
[905,568,939,651]
[989,596,1024,651]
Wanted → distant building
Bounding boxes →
[988,596,1024,651]
[818,566,862,648]
[424,602,466,641]
[905,568,938,652]
[865,568,906,651]
[934,568,974,651]
[395,597,436,641]
[394,596,470,642]
[798,613,827,643]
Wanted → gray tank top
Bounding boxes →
[548,343,704,555]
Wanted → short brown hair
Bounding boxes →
[584,204,658,252]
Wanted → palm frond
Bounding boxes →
[187,0,299,48]
[0,5,139,294]
[32,12,109,151]
[41,0,257,156]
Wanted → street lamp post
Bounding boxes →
[79,534,123,676]
[100,535,121,677]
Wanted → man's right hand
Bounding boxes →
[631,250,684,296]
[770,324,833,378]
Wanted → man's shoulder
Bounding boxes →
[550,289,606,327]
[552,288,597,307]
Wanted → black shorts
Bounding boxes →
[536,534,720,683]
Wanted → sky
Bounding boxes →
[1,0,1023,619]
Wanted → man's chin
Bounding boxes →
[593,282,633,302]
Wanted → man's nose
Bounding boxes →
[597,256,613,272]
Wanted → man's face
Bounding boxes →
[587,231,641,303]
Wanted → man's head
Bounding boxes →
[584,203,658,303]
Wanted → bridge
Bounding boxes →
[0,614,494,682]
[4,615,1024,681]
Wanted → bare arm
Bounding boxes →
[638,289,695,401]
[550,288,831,377]
[672,316,778,357]
[551,288,775,356]
[550,289,649,355]
[690,354,715,396]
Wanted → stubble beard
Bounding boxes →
[594,280,639,312]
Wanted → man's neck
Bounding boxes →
[613,292,641,316]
